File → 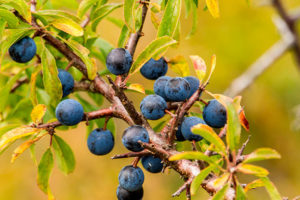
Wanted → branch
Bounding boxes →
[111,150,151,159]
[10,77,29,93]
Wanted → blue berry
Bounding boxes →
[140,95,167,120]
[55,99,84,126]
[141,156,163,173]
[117,185,143,200]
[106,48,132,75]
[164,77,190,102]
[140,57,168,80]
[203,99,227,128]
[9,36,36,63]
[87,128,114,155]
[175,125,186,141]
[58,69,74,97]
[181,117,206,141]
[184,76,200,99]
[122,125,149,152]
[154,76,171,100]
[118,165,144,192]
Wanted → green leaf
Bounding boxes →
[153,121,166,132]
[52,135,75,175]
[52,18,84,36]
[202,54,216,85]
[186,2,198,39]
[0,124,22,137]
[0,28,34,65]
[41,46,63,106]
[168,55,190,77]
[0,0,31,23]
[135,6,143,31]
[106,16,124,28]
[212,173,230,189]
[30,65,42,106]
[0,8,19,28]
[236,183,247,200]
[91,3,123,31]
[191,165,214,195]
[191,124,226,155]
[260,177,282,200]
[0,19,6,40]
[0,126,41,152]
[31,104,47,124]
[129,36,177,74]
[124,0,135,31]
[77,0,100,18]
[244,148,281,163]
[244,179,264,192]
[157,0,181,38]
[37,148,54,195]
[237,164,269,177]
[206,0,220,18]
[35,10,80,22]
[118,24,130,48]
[211,183,229,200]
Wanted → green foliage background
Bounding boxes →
[0,0,300,199]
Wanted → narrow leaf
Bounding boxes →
[244,148,281,163]
[36,10,80,22]
[168,55,190,77]
[260,177,282,200]
[52,18,83,36]
[118,24,130,48]
[236,182,247,200]
[0,8,19,27]
[206,0,220,18]
[30,65,42,106]
[78,0,100,18]
[212,173,230,189]
[239,108,249,131]
[191,124,226,155]
[157,0,181,38]
[237,164,269,177]
[31,104,47,124]
[244,179,264,192]
[127,83,145,94]
[0,0,31,23]
[129,36,177,74]
[124,0,135,31]
[202,54,216,85]
[191,165,214,195]
[190,55,206,81]
[52,135,75,175]
[211,183,229,200]
[37,148,54,194]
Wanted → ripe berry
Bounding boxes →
[122,125,149,152]
[140,57,168,80]
[87,128,114,155]
[181,117,206,141]
[141,156,163,173]
[117,185,143,200]
[9,36,37,63]
[164,77,190,102]
[106,48,132,75]
[55,99,84,126]
[203,99,227,128]
[175,125,186,141]
[58,69,74,97]
[118,165,144,192]
[184,76,200,99]
[154,76,171,100]
[140,95,167,120]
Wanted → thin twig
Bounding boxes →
[172,177,193,197]
[111,150,151,159]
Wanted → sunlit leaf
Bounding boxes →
[127,83,145,94]
[211,183,229,200]
[0,19,6,40]
[186,2,198,39]
[237,164,269,177]
[212,173,230,189]
[52,18,84,36]
[0,0,31,23]
[151,10,160,29]
[168,55,190,77]
[52,135,75,175]
[191,165,214,195]
[157,0,181,38]
[244,148,281,163]
[236,182,247,200]
[0,8,19,28]
[30,65,42,106]
[130,36,177,75]
[77,0,99,18]
[124,0,135,31]
[0,126,41,152]
[0,124,21,137]
[202,54,216,85]
[244,179,264,192]
[239,108,249,131]
[118,24,130,48]
[260,177,282,200]
[206,0,220,18]
[189,55,206,81]
[36,10,80,22]
[37,148,54,195]
[31,104,47,124]
[191,124,226,155]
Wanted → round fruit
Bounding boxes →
[87,128,114,155]
[140,95,167,120]
[184,76,200,99]
[181,117,206,141]
[117,185,143,200]
[141,156,163,173]
[106,48,132,75]
[122,125,149,152]
[140,57,168,80]
[118,165,144,192]
[154,76,171,100]
[164,77,191,102]
[203,99,227,128]
[9,36,37,63]
[58,69,74,97]
[175,125,186,141]
[55,99,84,126]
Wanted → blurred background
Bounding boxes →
[1,0,300,199]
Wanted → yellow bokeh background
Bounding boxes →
[1,0,300,199]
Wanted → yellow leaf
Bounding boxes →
[31,104,47,124]
[169,55,190,77]
[11,132,47,163]
[0,126,41,151]
[190,55,206,81]
[237,164,269,177]
[127,83,145,94]
[206,0,220,18]
[52,18,83,36]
